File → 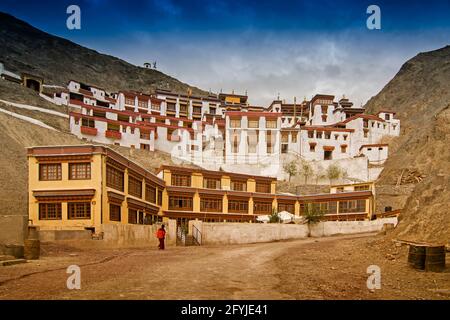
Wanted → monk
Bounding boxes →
[156,224,166,250]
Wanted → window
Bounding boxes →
[128,209,138,224]
[266,120,277,128]
[171,174,191,187]
[354,185,370,191]
[309,143,316,152]
[291,133,298,143]
[343,135,348,141]
[81,118,95,128]
[209,107,216,115]
[169,196,193,211]
[109,204,121,221]
[364,129,369,138]
[228,199,248,213]
[203,177,221,189]
[68,202,91,219]
[200,197,222,212]
[230,119,241,128]
[179,104,188,114]
[324,150,333,160]
[193,106,202,114]
[322,115,327,122]
[39,203,62,220]
[334,134,339,140]
[308,131,314,138]
[256,182,271,193]
[321,105,328,114]
[106,165,124,191]
[254,201,272,214]
[281,144,288,153]
[138,101,147,108]
[385,114,390,120]
[316,131,323,139]
[324,132,331,139]
[336,187,344,193]
[281,133,289,143]
[145,185,156,203]
[69,163,91,180]
[140,132,150,140]
[166,102,176,112]
[158,190,162,206]
[341,145,347,153]
[248,119,259,128]
[339,200,366,213]
[266,131,273,153]
[39,163,62,181]
[125,98,134,105]
[278,202,294,214]
[152,103,161,111]
[231,180,246,191]
[128,176,142,198]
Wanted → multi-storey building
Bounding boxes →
[27,145,377,231]
[57,80,400,177]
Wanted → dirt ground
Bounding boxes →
[0,233,448,300]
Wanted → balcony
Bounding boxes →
[105,130,122,139]
[80,126,97,136]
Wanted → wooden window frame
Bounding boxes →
[145,184,157,203]
[39,163,62,181]
[39,202,62,220]
[228,199,248,213]
[255,182,271,193]
[106,165,124,191]
[203,177,221,190]
[254,201,272,214]
[68,202,91,219]
[128,175,143,198]
[168,195,193,211]
[128,209,138,224]
[200,197,222,212]
[171,174,191,187]
[231,180,247,192]
[109,203,121,221]
[69,162,91,180]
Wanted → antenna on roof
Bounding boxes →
[232,89,235,94]
[277,92,280,100]
[220,88,222,94]
[245,89,248,96]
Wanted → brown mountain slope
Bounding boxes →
[0,12,207,96]
[365,45,450,244]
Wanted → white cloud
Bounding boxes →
[86,29,450,107]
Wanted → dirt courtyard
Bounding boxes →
[0,233,448,300]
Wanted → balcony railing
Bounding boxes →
[80,126,98,136]
[105,130,122,139]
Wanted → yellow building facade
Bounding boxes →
[28,145,164,231]
[28,145,375,231]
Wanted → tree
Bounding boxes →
[300,160,314,184]
[314,164,326,185]
[269,207,280,223]
[302,202,325,236]
[283,160,298,182]
[326,164,342,185]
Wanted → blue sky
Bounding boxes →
[1,0,450,105]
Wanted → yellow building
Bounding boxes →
[28,145,164,232]
[27,145,376,232]
[157,166,375,224]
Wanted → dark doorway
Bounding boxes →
[25,79,41,92]
[324,150,333,160]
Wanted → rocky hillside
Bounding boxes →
[0,12,207,96]
[365,45,450,244]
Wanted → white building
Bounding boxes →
[63,80,400,178]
